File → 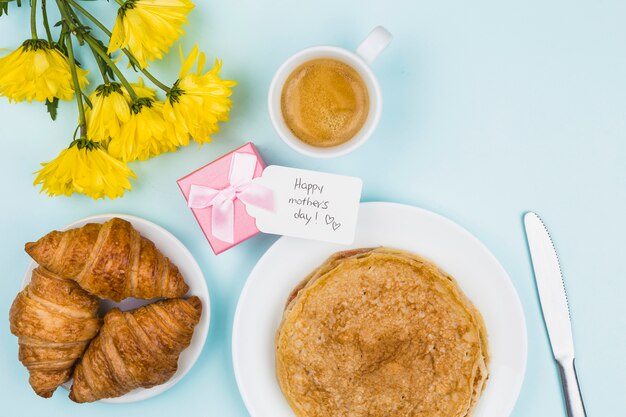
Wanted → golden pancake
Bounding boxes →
[276,247,489,417]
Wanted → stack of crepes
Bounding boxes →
[276,247,489,417]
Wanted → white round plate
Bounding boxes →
[22,214,210,404]
[233,202,527,417]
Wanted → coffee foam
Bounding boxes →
[281,59,369,147]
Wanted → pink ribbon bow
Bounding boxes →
[187,152,274,243]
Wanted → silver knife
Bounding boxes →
[524,212,587,417]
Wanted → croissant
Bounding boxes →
[25,217,189,302]
[9,267,101,398]
[69,296,202,403]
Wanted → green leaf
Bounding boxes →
[127,57,139,72]
[105,65,114,80]
[82,92,92,109]
[45,98,59,121]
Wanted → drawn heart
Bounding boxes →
[325,214,341,231]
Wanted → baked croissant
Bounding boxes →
[69,296,202,403]
[25,217,189,302]
[9,267,101,398]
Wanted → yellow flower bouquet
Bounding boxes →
[0,0,236,199]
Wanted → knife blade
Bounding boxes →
[523,211,587,417]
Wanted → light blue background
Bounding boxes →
[1,1,624,416]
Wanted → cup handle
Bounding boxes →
[356,26,393,65]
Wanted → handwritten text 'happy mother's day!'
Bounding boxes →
[288,178,342,231]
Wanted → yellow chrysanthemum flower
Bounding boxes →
[0,39,88,103]
[85,83,130,142]
[108,97,178,162]
[34,139,135,199]
[108,0,194,69]
[163,44,236,145]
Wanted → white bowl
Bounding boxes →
[21,213,210,404]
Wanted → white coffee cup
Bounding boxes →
[268,26,393,158]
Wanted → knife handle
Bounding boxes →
[557,357,587,417]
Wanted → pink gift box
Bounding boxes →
[177,142,266,255]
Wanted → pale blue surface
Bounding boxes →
[1,1,625,416]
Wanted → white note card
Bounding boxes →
[246,165,362,244]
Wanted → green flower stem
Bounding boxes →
[123,51,171,93]
[82,33,138,100]
[62,1,109,84]
[66,0,108,33]
[89,44,110,83]
[67,0,171,93]
[41,0,53,43]
[56,20,67,45]
[114,0,125,6]
[30,0,38,38]
[64,31,87,137]
[55,0,136,99]
[54,1,75,35]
